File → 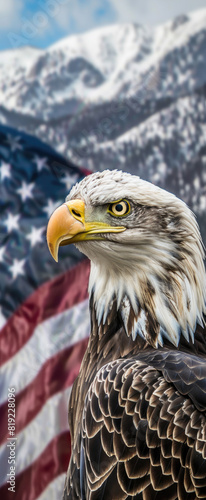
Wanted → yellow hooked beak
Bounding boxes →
[47,199,125,262]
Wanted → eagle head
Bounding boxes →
[47,170,206,348]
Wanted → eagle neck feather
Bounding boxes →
[88,248,206,349]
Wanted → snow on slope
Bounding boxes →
[0,9,205,117]
[0,8,206,239]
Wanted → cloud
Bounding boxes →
[7,0,115,49]
[0,0,23,31]
[109,0,206,26]
[53,0,115,33]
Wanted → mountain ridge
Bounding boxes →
[0,8,206,240]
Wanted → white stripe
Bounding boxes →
[0,385,72,486]
[0,299,89,403]
[36,473,66,500]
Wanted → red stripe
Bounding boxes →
[0,259,90,367]
[81,167,92,176]
[0,431,70,500]
[0,337,88,445]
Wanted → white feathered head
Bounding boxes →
[47,170,206,348]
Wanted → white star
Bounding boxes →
[10,258,25,280]
[0,247,5,263]
[0,161,11,180]
[3,213,20,232]
[43,199,61,217]
[26,226,45,247]
[33,156,49,172]
[61,173,79,191]
[0,306,6,329]
[6,134,22,152]
[17,181,34,201]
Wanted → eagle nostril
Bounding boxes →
[72,209,81,218]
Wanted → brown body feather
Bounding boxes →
[63,298,206,500]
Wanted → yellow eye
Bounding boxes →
[108,200,130,217]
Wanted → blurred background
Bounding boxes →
[0,1,206,499]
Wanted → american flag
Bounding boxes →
[0,125,91,499]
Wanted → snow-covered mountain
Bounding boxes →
[0,9,206,240]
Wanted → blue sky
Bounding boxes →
[1,0,206,51]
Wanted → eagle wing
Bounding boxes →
[65,350,206,500]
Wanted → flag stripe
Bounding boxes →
[0,259,90,366]
[36,473,66,500]
[0,431,70,500]
[0,299,89,404]
[0,386,72,484]
[0,125,92,499]
[0,337,88,446]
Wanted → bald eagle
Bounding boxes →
[47,170,206,500]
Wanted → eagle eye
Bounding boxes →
[108,200,130,217]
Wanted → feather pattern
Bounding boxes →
[64,305,206,499]
[60,171,206,499]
